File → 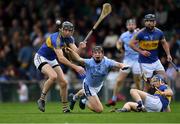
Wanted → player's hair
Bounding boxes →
[92,46,104,53]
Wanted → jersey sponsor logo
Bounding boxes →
[139,40,159,50]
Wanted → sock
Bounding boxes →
[62,102,68,111]
[40,92,46,100]
[120,108,129,112]
[73,95,79,101]
[112,96,117,102]
[137,101,143,107]
[81,98,87,104]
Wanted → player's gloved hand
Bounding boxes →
[122,66,130,70]
[74,65,86,76]
[140,50,151,57]
[167,55,172,62]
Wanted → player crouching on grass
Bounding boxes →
[111,74,173,112]
[65,46,129,113]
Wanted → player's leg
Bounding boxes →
[69,89,84,110]
[140,63,154,92]
[80,83,103,113]
[38,64,57,112]
[130,89,148,111]
[34,54,58,112]
[106,71,129,106]
[133,74,141,89]
[85,95,103,113]
[54,66,70,113]
[116,102,139,112]
[132,61,142,90]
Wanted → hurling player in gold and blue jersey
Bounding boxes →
[34,21,86,113]
[130,14,172,88]
[112,74,173,112]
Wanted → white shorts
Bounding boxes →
[83,81,103,97]
[144,94,162,112]
[140,59,165,78]
[34,53,59,71]
[121,59,141,74]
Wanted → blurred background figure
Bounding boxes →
[17,81,29,103]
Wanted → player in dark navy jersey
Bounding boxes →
[129,14,172,90]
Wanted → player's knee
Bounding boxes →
[94,107,103,113]
[60,80,68,88]
[49,73,57,81]
[130,89,137,95]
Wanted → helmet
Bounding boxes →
[126,18,136,25]
[151,74,166,84]
[144,14,156,21]
[62,21,74,31]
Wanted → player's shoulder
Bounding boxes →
[49,32,59,40]
[121,31,129,37]
[154,27,163,33]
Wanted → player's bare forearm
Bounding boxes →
[163,89,173,96]
[54,48,77,70]
[161,39,170,56]
[129,39,142,54]
[65,47,85,66]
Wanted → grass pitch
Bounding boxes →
[0,102,179,123]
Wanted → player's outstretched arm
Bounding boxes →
[64,47,85,66]
[54,48,85,75]
[114,61,129,70]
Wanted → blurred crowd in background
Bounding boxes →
[0,0,179,99]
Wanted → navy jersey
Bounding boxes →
[134,27,165,63]
[154,85,171,111]
[37,32,74,60]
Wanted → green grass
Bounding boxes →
[0,102,179,123]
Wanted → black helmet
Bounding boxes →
[62,21,74,31]
[144,14,156,21]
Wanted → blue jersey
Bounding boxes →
[134,27,165,63]
[37,32,74,60]
[119,31,139,61]
[154,85,171,111]
[84,57,116,87]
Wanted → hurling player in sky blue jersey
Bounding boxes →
[66,46,129,113]
[111,74,173,112]
[34,21,86,113]
[130,14,172,91]
[106,19,142,107]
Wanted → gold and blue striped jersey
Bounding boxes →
[134,27,165,63]
[154,85,171,111]
[37,32,74,60]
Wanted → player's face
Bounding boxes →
[92,50,104,63]
[144,20,156,30]
[62,29,74,37]
[150,80,161,87]
[126,23,136,32]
